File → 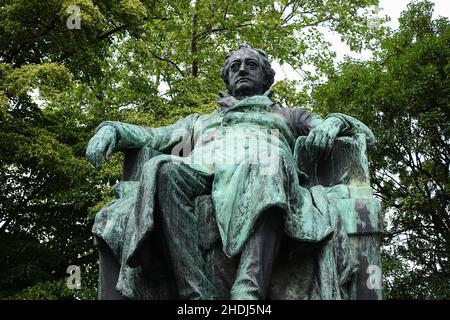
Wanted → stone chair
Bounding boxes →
[93,133,383,300]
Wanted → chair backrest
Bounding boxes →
[123,134,370,185]
[122,147,162,181]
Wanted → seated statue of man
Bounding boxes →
[86,44,375,300]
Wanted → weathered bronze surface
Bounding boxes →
[87,44,382,300]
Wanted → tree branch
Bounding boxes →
[384,225,441,240]
[194,22,253,42]
[97,16,171,41]
[149,51,185,77]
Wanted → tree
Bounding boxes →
[311,0,450,299]
[0,0,159,298]
[0,0,382,298]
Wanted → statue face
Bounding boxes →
[226,48,266,98]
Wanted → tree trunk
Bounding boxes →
[191,0,199,77]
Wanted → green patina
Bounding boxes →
[87,44,382,300]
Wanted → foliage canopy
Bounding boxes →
[1,0,448,299]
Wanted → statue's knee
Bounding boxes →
[157,161,182,182]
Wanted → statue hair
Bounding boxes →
[221,43,276,94]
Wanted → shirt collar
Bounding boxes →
[216,90,274,112]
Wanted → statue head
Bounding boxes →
[221,44,276,98]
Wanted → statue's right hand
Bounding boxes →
[86,125,117,169]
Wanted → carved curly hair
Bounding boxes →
[221,43,276,94]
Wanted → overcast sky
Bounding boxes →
[275,0,450,82]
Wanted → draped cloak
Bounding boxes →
[92,93,375,299]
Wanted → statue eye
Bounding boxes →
[230,63,240,72]
[247,61,258,68]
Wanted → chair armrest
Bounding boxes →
[122,133,371,187]
[295,133,371,188]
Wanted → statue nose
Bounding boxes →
[238,64,248,74]
[238,68,248,76]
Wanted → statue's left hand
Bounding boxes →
[304,117,344,160]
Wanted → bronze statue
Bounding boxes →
[87,44,382,300]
